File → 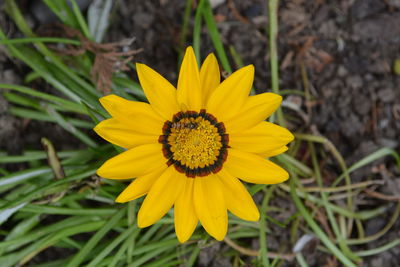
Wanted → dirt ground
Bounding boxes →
[1,0,399,266]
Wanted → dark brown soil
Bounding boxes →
[1,0,400,266]
[107,0,400,164]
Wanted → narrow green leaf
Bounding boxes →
[66,208,126,267]
[86,224,137,267]
[202,0,232,73]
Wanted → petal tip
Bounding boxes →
[99,94,125,114]
[213,233,226,241]
[136,63,154,78]
[137,222,146,228]
[276,94,283,102]
[185,46,194,54]
[93,124,101,134]
[268,93,283,104]
[115,196,126,203]
[280,169,290,182]
[96,161,115,179]
[176,232,191,243]
[207,52,217,61]
[249,210,261,221]
[235,64,254,78]
[207,223,227,241]
[182,46,197,64]
[93,122,107,135]
[99,94,113,107]
[137,214,150,228]
[135,62,146,71]
[99,93,117,102]
[287,132,295,143]
[244,64,255,73]
[278,127,295,144]
[175,219,197,243]
[96,166,106,178]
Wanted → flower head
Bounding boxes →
[95,47,294,242]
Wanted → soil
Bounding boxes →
[1,0,400,266]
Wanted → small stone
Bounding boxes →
[364,73,374,81]
[337,65,348,77]
[209,0,225,9]
[378,138,398,148]
[354,94,371,115]
[133,13,154,29]
[2,69,21,84]
[351,0,386,20]
[341,113,363,137]
[377,88,395,103]
[386,0,400,8]
[0,93,9,113]
[353,13,400,41]
[369,60,391,74]
[244,3,263,18]
[365,217,386,236]
[369,256,384,267]
[346,75,363,90]
[379,118,390,129]
[319,20,337,37]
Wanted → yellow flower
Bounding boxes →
[95,47,294,243]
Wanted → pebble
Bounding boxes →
[377,88,396,103]
[346,75,363,90]
[337,65,348,77]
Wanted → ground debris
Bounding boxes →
[37,23,142,94]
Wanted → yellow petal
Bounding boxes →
[94,118,158,149]
[97,144,166,179]
[259,146,288,158]
[218,169,260,221]
[206,65,254,121]
[115,167,165,203]
[136,63,180,120]
[177,47,202,111]
[193,175,227,241]
[99,94,164,135]
[224,148,289,184]
[225,92,282,132]
[229,121,294,155]
[200,53,220,105]
[138,167,186,228]
[174,179,198,243]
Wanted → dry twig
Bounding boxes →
[224,237,295,261]
[38,23,142,93]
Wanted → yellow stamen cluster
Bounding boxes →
[159,110,229,177]
[168,117,222,169]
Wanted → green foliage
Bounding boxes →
[394,59,400,76]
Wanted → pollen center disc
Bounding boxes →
[158,110,229,178]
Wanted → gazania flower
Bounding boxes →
[95,47,293,242]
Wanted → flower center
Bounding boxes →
[159,110,229,177]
